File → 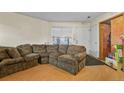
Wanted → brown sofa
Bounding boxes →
[0,44,86,78]
[0,45,39,78]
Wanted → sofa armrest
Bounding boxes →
[0,61,6,67]
[74,52,86,61]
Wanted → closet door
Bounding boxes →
[111,15,124,46]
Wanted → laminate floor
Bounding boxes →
[0,64,124,81]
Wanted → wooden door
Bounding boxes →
[111,15,124,46]
[99,23,111,60]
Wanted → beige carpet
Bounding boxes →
[0,64,124,81]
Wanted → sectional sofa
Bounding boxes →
[0,44,86,78]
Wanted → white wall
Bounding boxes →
[0,13,91,53]
[0,13,50,47]
[0,12,121,56]
[90,12,121,57]
[50,22,91,53]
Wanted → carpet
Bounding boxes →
[86,55,105,66]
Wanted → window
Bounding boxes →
[51,27,73,45]
[53,37,70,45]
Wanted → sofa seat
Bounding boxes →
[24,53,39,61]
[58,53,86,64]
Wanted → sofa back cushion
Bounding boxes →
[67,45,86,55]
[0,49,10,61]
[46,45,58,53]
[32,44,46,53]
[17,44,32,56]
[58,45,68,54]
[6,48,21,58]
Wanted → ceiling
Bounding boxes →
[18,12,106,22]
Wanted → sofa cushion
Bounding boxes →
[32,44,46,53]
[24,53,39,61]
[17,44,32,56]
[74,52,86,62]
[0,58,15,66]
[0,57,24,66]
[59,45,68,54]
[58,54,78,66]
[7,48,21,58]
[46,45,58,53]
[67,45,86,55]
[0,49,10,61]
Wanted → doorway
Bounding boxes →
[99,13,124,60]
[99,20,111,60]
